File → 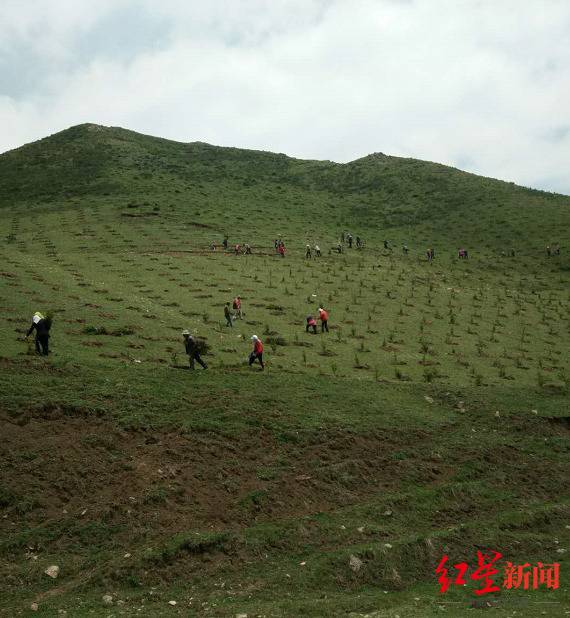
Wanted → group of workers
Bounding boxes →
[224,296,242,327]
[305,244,322,258]
[23,229,563,368]
[306,308,329,334]
[180,328,264,370]
[274,239,287,257]
[182,328,265,370]
[546,245,561,256]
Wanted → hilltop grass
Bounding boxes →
[0,125,568,616]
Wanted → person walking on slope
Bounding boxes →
[26,311,51,355]
[278,242,286,258]
[305,244,312,259]
[315,244,321,257]
[233,296,242,319]
[318,307,329,333]
[224,302,234,327]
[347,234,353,249]
[249,335,264,369]
[182,330,207,369]
[306,315,318,334]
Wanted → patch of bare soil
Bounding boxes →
[2,407,565,595]
[0,411,431,543]
[0,410,452,594]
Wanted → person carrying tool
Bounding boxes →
[26,311,52,355]
[182,330,207,369]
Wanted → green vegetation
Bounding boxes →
[0,124,568,616]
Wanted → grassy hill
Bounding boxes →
[1,123,568,249]
[0,125,568,616]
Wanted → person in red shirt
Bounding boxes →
[278,243,286,258]
[249,335,264,369]
[233,296,242,319]
[306,315,317,334]
[318,307,329,333]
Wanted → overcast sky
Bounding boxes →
[1,0,569,193]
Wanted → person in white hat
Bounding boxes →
[249,335,264,370]
[26,311,51,355]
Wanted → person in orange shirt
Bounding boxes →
[249,335,264,369]
[318,307,329,333]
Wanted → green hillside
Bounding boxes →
[1,123,568,250]
[0,125,568,617]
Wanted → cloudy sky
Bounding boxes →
[1,0,569,193]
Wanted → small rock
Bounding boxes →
[236,614,248,618]
[168,600,177,606]
[349,554,363,572]
[357,526,365,533]
[424,396,434,403]
[299,561,306,566]
[45,565,59,579]
[384,543,393,549]
[124,553,131,558]
[30,603,39,611]
[102,594,113,605]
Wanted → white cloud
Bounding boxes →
[1,0,569,193]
